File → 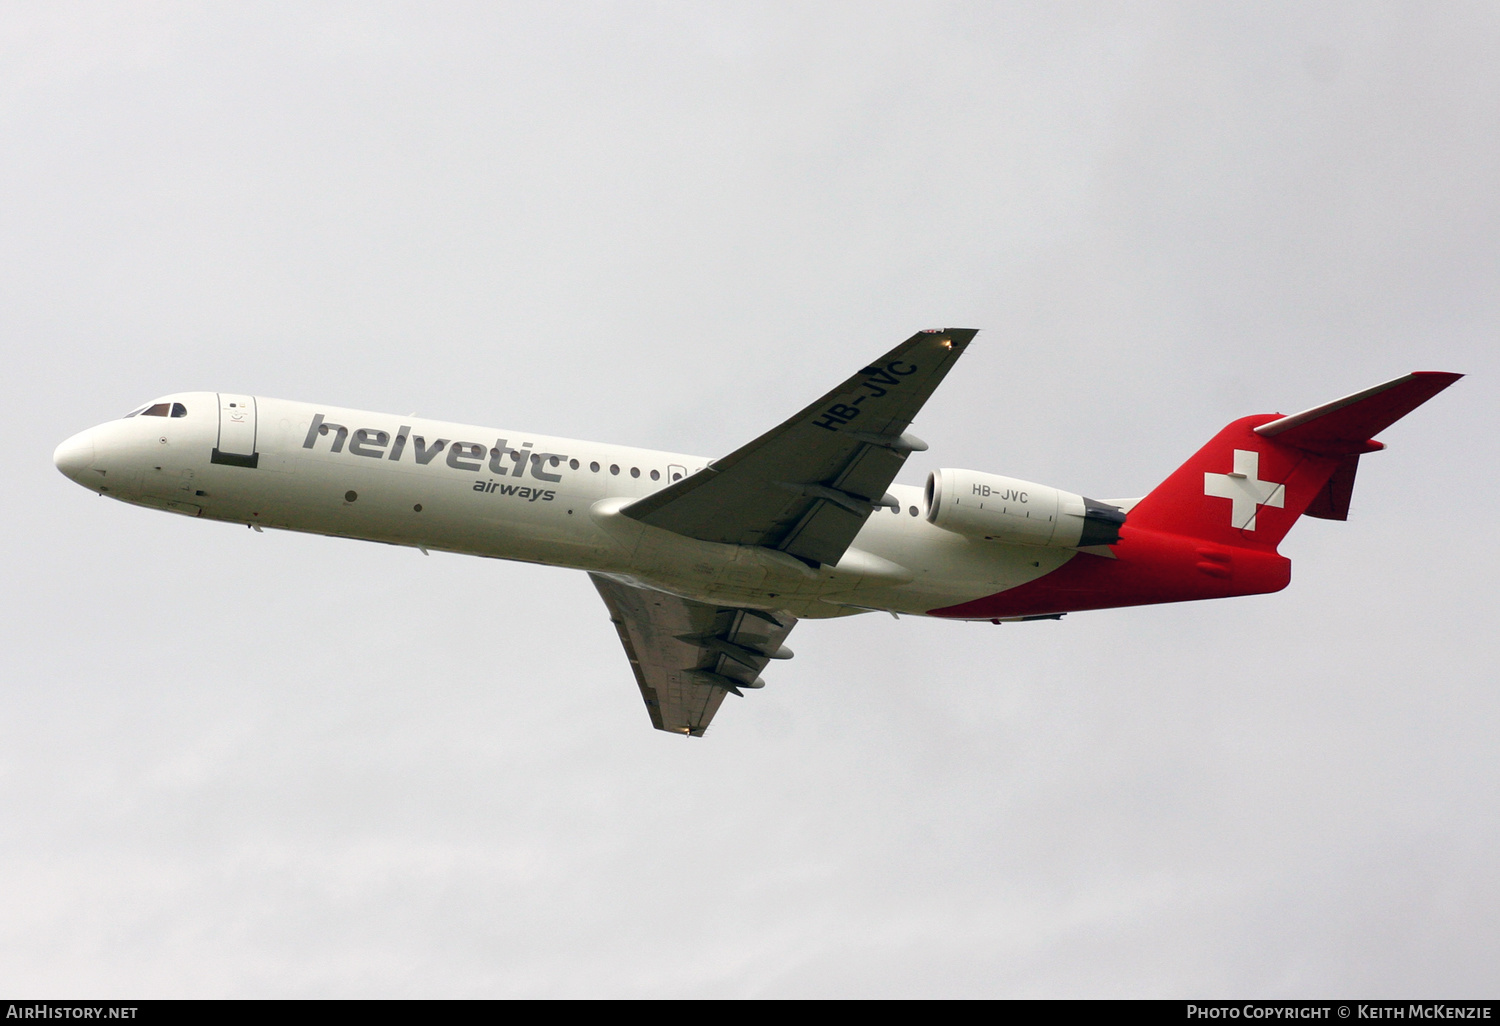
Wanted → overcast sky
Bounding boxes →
[3,1,1497,998]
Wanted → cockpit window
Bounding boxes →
[124,401,187,418]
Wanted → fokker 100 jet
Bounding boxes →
[54,330,1460,736]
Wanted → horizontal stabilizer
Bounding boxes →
[1254,371,1462,456]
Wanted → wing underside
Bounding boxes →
[590,573,798,736]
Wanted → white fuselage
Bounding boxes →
[54,392,1074,618]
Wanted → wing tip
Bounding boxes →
[921,327,979,348]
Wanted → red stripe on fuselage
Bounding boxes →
[925,525,1291,620]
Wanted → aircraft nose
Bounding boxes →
[53,430,96,483]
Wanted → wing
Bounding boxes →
[622,328,977,566]
[590,573,796,737]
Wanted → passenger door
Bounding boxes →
[212,393,259,467]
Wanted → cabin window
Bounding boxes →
[610,464,620,475]
[909,506,919,517]
[590,461,600,472]
[630,467,640,478]
[569,459,579,470]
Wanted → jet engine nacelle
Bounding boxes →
[924,468,1126,548]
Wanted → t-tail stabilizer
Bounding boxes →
[928,371,1461,620]
[1255,371,1462,522]
[1128,371,1462,550]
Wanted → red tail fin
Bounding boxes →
[927,372,1460,621]
[1129,372,1461,551]
[1127,415,1338,552]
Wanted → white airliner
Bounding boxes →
[54,330,1460,736]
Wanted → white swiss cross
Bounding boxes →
[1203,448,1285,530]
